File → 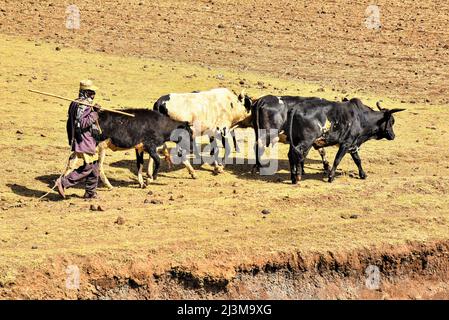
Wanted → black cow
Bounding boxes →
[65,109,196,189]
[251,95,330,173]
[286,98,405,184]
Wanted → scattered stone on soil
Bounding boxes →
[90,204,97,211]
[31,245,38,249]
[16,130,23,134]
[261,209,271,215]
[169,195,175,201]
[115,216,125,225]
[350,214,359,219]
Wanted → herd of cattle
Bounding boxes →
[66,88,405,189]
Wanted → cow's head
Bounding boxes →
[375,102,405,140]
[238,89,253,112]
[175,121,195,153]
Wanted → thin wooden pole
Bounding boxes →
[29,89,135,117]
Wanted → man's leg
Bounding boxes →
[84,162,100,198]
[57,162,95,198]
[61,162,93,189]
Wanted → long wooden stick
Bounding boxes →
[29,89,135,117]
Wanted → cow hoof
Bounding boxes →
[190,172,197,179]
[140,183,147,189]
[214,166,224,174]
[251,165,260,174]
[360,172,367,179]
[106,186,114,191]
[146,177,154,184]
[296,175,301,182]
[328,176,335,183]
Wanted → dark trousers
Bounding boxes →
[62,162,99,194]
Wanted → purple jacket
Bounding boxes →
[66,100,99,154]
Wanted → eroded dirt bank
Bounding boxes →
[2,241,448,299]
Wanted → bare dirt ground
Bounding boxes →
[0,0,448,299]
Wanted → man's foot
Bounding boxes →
[83,192,98,199]
[55,178,65,199]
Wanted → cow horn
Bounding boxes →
[376,101,383,111]
[388,108,406,114]
[238,89,246,101]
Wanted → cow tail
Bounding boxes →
[288,108,297,150]
[255,100,260,140]
[254,99,261,164]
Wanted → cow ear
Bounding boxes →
[244,96,252,110]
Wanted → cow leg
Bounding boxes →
[231,130,240,153]
[98,142,114,190]
[64,152,79,176]
[318,148,330,173]
[350,150,367,179]
[147,156,154,182]
[148,146,160,181]
[252,132,266,173]
[220,128,231,166]
[300,146,312,175]
[328,145,348,183]
[135,149,146,188]
[178,146,197,179]
[210,135,223,174]
[288,144,303,184]
[161,143,173,170]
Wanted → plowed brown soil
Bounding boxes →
[0,0,448,104]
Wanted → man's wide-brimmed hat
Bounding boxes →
[79,79,98,92]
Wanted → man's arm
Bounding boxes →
[79,106,99,129]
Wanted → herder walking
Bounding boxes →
[55,80,102,199]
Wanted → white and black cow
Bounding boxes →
[153,88,252,173]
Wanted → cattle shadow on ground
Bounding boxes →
[107,155,330,183]
[222,157,328,183]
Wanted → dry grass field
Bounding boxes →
[0,0,448,299]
